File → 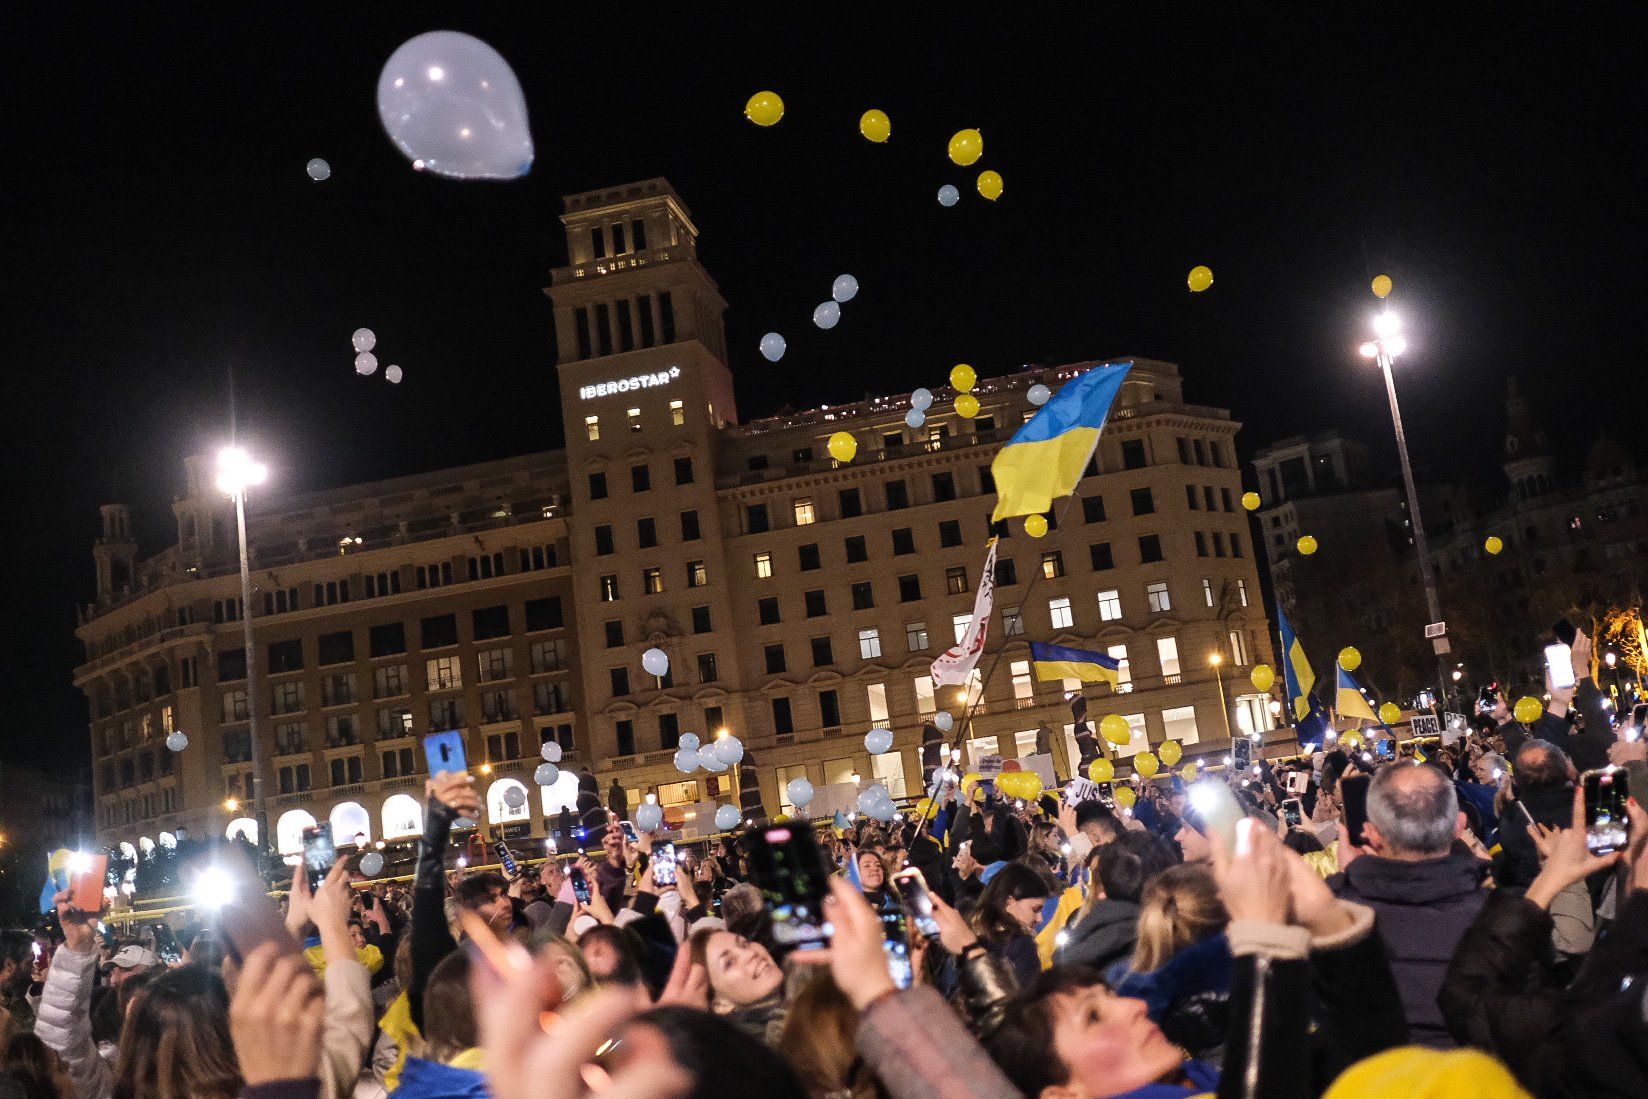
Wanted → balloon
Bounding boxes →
[674,749,698,774]
[635,803,663,833]
[1180,762,1200,782]
[759,332,787,362]
[1342,732,1362,749]
[813,301,841,329]
[1514,696,1544,725]
[1296,535,1319,556]
[996,772,1027,799]
[359,852,385,877]
[715,804,741,831]
[1484,536,1504,555]
[832,274,859,302]
[1372,274,1393,299]
[959,772,983,799]
[1088,758,1115,783]
[1012,773,1044,801]
[828,431,858,463]
[642,647,669,677]
[950,363,976,391]
[355,352,379,376]
[1187,266,1214,292]
[872,798,898,822]
[1241,491,1261,511]
[948,128,983,166]
[787,777,815,808]
[385,365,404,384]
[306,158,331,181]
[976,170,1003,201]
[955,393,980,419]
[744,90,784,126]
[1338,647,1362,672]
[859,109,890,142]
[1000,759,1022,773]
[697,746,729,773]
[1027,383,1050,406]
[1134,752,1160,779]
[864,727,894,754]
[680,732,701,752]
[933,711,954,733]
[905,409,926,429]
[541,741,563,763]
[937,184,960,207]
[377,31,534,179]
[165,731,188,752]
[1024,514,1048,538]
[713,735,745,766]
[857,785,889,814]
[1159,740,1182,766]
[534,762,560,786]
[911,388,934,411]
[352,328,376,352]
[1114,786,1137,809]
[1250,664,1275,692]
[1378,702,1402,725]
[502,785,526,809]
[1100,714,1131,745]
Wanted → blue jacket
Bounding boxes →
[394,1056,491,1099]
[1108,934,1234,1063]
[1110,1059,1220,1098]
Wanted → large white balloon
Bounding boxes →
[813,301,841,329]
[674,749,698,774]
[635,803,663,833]
[697,746,729,773]
[905,409,926,429]
[1027,383,1051,406]
[714,804,741,831]
[351,328,376,352]
[713,735,744,766]
[679,732,702,752]
[377,31,534,180]
[541,741,563,763]
[857,784,889,815]
[937,184,960,207]
[933,712,954,733]
[359,851,385,877]
[165,730,188,752]
[832,274,859,303]
[385,365,404,384]
[641,648,669,677]
[864,727,894,755]
[534,762,560,786]
[306,158,331,181]
[911,387,934,411]
[502,785,527,809]
[759,332,786,362]
[872,798,898,822]
[355,352,379,376]
[787,777,815,809]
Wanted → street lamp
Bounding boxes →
[217,446,270,866]
[1360,312,1450,704]
[1208,653,1234,742]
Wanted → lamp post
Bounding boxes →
[1360,312,1450,705]
[217,446,269,867]
[1208,653,1234,742]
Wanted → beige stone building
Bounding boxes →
[75,178,1274,855]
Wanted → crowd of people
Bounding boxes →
[2,634,1645,1099]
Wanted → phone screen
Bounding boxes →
[302,824,337,892]
[1094,782,1115,808]
[1187,780,1245,858]
[1341,774,1372,848]
[619,821,640,843]
[1375,739,1396,762]
[492,841,518,878]
[1583,768,1630,854]
[570,866,592,905]
[152,923,182,966]
[895,868,942,942]
[745,824,830,949]
[1281,798,1304,828]
[1232,738,1254,771]
[1545,644,1576,690]
[423,731,468,776]
[653,843,678,886]
[1285,770,1309,795]
[879,901,913,989]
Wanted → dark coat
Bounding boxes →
[1054,898,1139,972]
[1110,933,1234,1063]
[1329,851,1488,1047]
[1495,783,1574,892]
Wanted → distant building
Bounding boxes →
[75,179,1275,856]
[0,761,93,913]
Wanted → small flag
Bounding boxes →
[1029,642,1121,687]
[991,362,1133,521]
[1336,666,1380,723]
[931,541,998,687]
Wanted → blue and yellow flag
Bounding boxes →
[1029,642,1120,687]
[40,848,73,914]
[1277,608,1331,747]
[991,362,1133,522]
[1336,666,1380,723]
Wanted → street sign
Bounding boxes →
[1433,637,1452,655]
[1424,622,1447,639]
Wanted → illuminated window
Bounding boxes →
[754,552,773,579]
[859,628,882,660]
[794,498,816,526]
[643,567,664,595]
[952,613,972,643]
[1049,597,1074,630]
[1109,644,1132,692]
[1011,660,1034,702]
[1041,552,1065,579]
[627,407,642,432]
[1203,578,1215,607]
[913,675,936,714]
[670,399,685,426]
[905,622,929,651]
[585,415,600,441]
[687,560,707,588]
[946,566,968,594]
[1237,578,1250,607]
[867,683,889,723]
[1002,605,1024,636]
[1147,581,1171,613]
[1157,637,1181,678]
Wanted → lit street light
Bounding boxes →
[217,446,270,868]
[1208,652,1234,743]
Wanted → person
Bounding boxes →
[688,930,787,1043]
[1108,865,1231,1064]
[577,925,647,989]
[523,860,571,935]
[453,872,521,937]
[3,1032,74,1099]
[1055,832,1176,973]
[1496,739,1576,892]
[856,849,891,906]
[1062,800,1124,868]
[594,825,630,913]
[1329,760,1489,1048]
[396,951,487,1098]
[535,935,593,1002]
[225,942,328,1099]
[970,863,1050,986]
[112,966,243,1099]
[105,945,159,987]
[0,933,35,1035]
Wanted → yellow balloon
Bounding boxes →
[1158,740,1182,767]
[1018,774,1044,802]
[1088,757,1114,783]
[1297,535,1319,556]
[1338,647,1362,672]
[1241,491,1262,511]
[1378,702,1402,725]
[1099,714,1131,746]
[1024,514,1049,538]
[1134,752,1160,779]
[955,393,980,419]
[977,170,1003,201]
[827,431,858,463]
[913,799,932,819]
[1342,732,1362,749]
[1180,762,1199,782]
[1187,265,1214,293]
[950,363,976,391]
[744,91,784,127]
[859,109,890,143]
[948,128,983,166]
[1372,274,1393,299]
[1250,664,1275,692]
[960,772,983,799]
[1514,696,1544,725]
[1484,536,1504,556]
[1114,786,1137,809]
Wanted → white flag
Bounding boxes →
[930,541,997,687]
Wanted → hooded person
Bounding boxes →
[1055,831,1177,972]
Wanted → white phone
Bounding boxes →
[1545,644,1575,690]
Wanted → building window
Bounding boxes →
[680,509,701,541]
[1139,534,1164,563]
[886,479,909,510]
[425,656,462,692]
[851,581,874,610]
[610,667,631,696]
[845,535,868,563]
[765,644,787,674]
[477,647,514,683]
[819,689,842,728]
[1002,605,1024,636]
[627,406,642,432]
[574,308,592,359]
[938,519,963,547]
[643,567,664,595]
[892,528,916,555]
[658,712,680,749]
[899,574,922,602]
[798,544,821,571]
[1186,484,1199,511]
[1081,495,1106,523]
[472,605,510,641]
[932,471,957,501]
[696,652,718,683]
[754,552,773,579]
[1157,637,1182,679]
[906,621,929,651]
[1089,542,1115,571]
[995,557,1018,586]
[980,465,996,494]
[1011,660,1034,703]
[221,689,249,723]
[631,464,650,492]
[771,697,794,735]
[1162,705,1200,745]
[946,566,968,594]
[794,498,816,526]
[1213,532,1226,558]
[1204,486,1217,511]
[594,525,615,555]
[867,683,890,723]
[271,682,304,715]
[1229,629,1251,665]
[913,675,936,714]
[746,503,770,533]
[589,471,608,500]
[529,639,565,673]
[318,631,354,666]
[1109,644,1132,692]
[672,456,693,485]
[758,597,781,625]
[1130,487,1155,516]
[805,590,828,617]
[481,689,517,724]
[533,681,569,715]
[616,720,635,756]
[428,698,464,731]
[1121,439,1147,469]
[268,639,304,674]
[599,575,620,602]
[952,613,972,643]
[637,517,658,549]
[372,664,408,699]
[811,636,834,666]
[525,597,564,631]
[670,399,685,427]
[839,488,862,518]
[1237,578,1250,607]
[859,627,882,660]
[604,620,625,648]
[1195,531,1208,557]
[692,605,713,633]
[1040,552,1064,579]
[1049,597,1074,630]
[687,560,708,588]
[1147,581,1172,613]
[1230,532,1243,558]
[1203,578,1215,607]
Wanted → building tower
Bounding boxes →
[1503,378,1557,503]
[93,504,137,602]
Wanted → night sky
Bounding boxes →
[7,4,1644,778]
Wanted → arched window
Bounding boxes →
[330,802,372,847]
[487,778,531,824]
[539,770,580,815]
[381,794,422,840]
[276,809,318,856]
[225,818,259,845]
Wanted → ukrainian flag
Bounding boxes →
[1277,608,1316,721]
[991,362,1134,522]
[1336,666,1380,723]
[1029,642,1120,687]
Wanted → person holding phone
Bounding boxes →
[407,769,481,1036]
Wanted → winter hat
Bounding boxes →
[1323,1047,1531,1099]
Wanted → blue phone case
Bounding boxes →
[424,731,468,775]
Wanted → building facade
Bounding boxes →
[76,178,1275,855]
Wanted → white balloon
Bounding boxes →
[759,332,786,362]
[351,328,376,352]
[541,741,563,763]
[165,731,188,752]
[641,647,669,677]
[713,736,744,766]
[857,785,889,814]
[680,732,702,752]
[787,777,815,808]
[697,746,729,773]
[377,31,534,180]
[813,301,841,330]
[359,852,385,876]
[674,749,699,774]
[355,352,379,376]
[911,387,934,411]
[534,762,560,786]
[864,727,894,755]
[502,786,527,809]
[1027,383,1051,406]
[714,804,741,831]
[933,712,954,733]
[905,409,925,429]
[635,804,663,833]
[938,184,960,207]
[385,365,403,384]
[306,158,331,181]
[832,274,859,303]
[873,798,899,822]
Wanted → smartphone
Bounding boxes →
[215,849,307,966]
[424,731,468,776]
[492,841,519,878]
[744,823,831,949]
[618,820,640,844]
[1284,770,1309,796]
[652,843,678,886]
[70,854,108,914]
[1341,774,1372,848]
[1582,768,1630,855]
[1232,738,1254,771]
[1186,780,1245,858]
[1552,618,1577,647]
[1545,643,1576,690]
[1375,739,1397,762]
[879,901,914,990]
[1281,798,1304,828]
[894,868,942,942]
[1094,781,1116,808]
[569,865,592,905]
[152,923,183,966]
[301,824,337,892]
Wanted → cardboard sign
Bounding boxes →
[1409,715,1440,739]
[977,754,1004,779]
[1019,753,1057,791]
[1063,777,1101,806]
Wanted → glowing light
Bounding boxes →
[427,66,445,81]
[224,797,239,812]
[192,865,238,909]
[215,447,268,496]
[67,852,93,876]
[1359,342,1380,358]
[1373,311,1402,340]
[1209,653,1223,667]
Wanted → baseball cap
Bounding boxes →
[110,946,159,969]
